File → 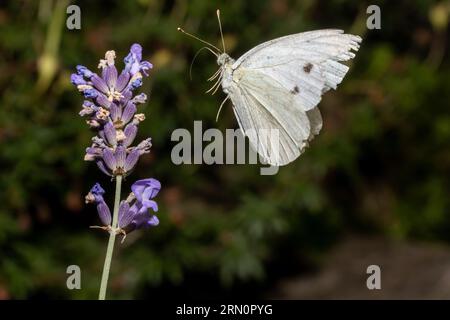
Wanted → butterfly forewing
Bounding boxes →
[232,30,361,111]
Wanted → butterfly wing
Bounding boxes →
[228,68,311,166]
[232,29,362,111]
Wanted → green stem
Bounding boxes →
[98,175,122,300]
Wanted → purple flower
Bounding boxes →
[124,43,153,76]
[117,178,161,233]
[79,101,97,117]
[109,101,137,129]
[98,145,142,176]
[84,136,108,161]
[85,183,112,226]
[132,93,148,105]
[130,138,152,155]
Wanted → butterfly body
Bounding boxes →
[217,53,235,94]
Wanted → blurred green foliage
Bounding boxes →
[0,0,449,299]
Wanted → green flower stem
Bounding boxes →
[98,175,122,300]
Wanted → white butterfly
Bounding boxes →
[179,10,362,166]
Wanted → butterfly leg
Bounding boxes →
[206,75,223,94]
[207,68,222,81]
[216,96,230,122]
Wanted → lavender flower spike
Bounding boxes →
[73,43,160,300]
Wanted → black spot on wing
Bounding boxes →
[303,63,313,73]
[290,86,300,95]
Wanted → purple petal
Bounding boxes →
[135,138,152,155]
[115,146,126,168]
[131,178,161,202]
[124,44,143,75]
[115,71,130,92]
[132,93,147,104]
[140,61,153,76]
[132,211,159,230]
[103,122,117,146]
[124,149,140,172]
[83,100,94,108]
[102,148,117,171]
[132,212,148,229]
[143,185,160,202]
[98,130,106,141]
[130,43,142,60]
[96,160,112,176]
[131,78,142,89]
[83,89,98,99]
[96,94,111,109]
[71,74,86,85]
[76,65,93,78]
[141,199,158,213]
[123,124,137,147]
[79,102,96,117]
[90,183,105,197]
[121,102,137,124]
[109,103,121,121]
[104,65,118,88]
[148,215,159,226]
[118,201,133,229]
[97,201,112,225]
[120,90,133,104]
[85,147,101,161]
[91,74,109,94]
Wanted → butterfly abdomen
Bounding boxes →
[219,66,234,94]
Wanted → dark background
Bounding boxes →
[0,0,449,299]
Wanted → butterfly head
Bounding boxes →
[217,53,234,67]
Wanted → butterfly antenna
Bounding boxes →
[216,10,226,53]
[190,46,219,80]
[178,27,221,54]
